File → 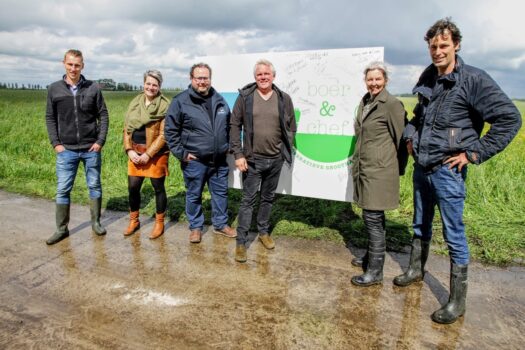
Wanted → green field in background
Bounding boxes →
[0,90,523,265]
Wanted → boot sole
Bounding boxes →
[351,279,383,287]
[393,276,424,287]
[213,229,237,238]
[351,260,363,267]
[46,232,69,245]
[431,312,465,324]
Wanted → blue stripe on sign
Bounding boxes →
[221,92,239,109]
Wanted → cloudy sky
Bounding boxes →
[1,0,524,97]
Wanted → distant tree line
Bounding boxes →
[0,82,45,89]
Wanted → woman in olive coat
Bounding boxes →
[351,62,407,286]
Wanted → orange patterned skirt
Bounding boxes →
[128,153,169,178]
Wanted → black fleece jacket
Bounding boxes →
[46,75,109,150]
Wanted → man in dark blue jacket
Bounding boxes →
[45,49,109,245]
[394,18,522,324]
[165,63,236,243]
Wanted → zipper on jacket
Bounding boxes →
[74,94,80,144]
[431,88,450,130]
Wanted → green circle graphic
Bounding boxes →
[293,109,357,163]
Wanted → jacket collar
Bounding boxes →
[361,88,389,120]
[62,74,86,88]
[362,88,388,106]
[413,55,463,99]
[188,84,216,102]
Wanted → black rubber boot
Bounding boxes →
[46,204,70,245]
[393,237,430,287]
[351,252,384,286]
[351,210,385,287]
[90,198,107,236]
[351,251,369,269]
[431,263,468,324]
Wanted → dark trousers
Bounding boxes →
[128,176,167,213]
[236,157,284,245]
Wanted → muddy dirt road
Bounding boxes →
[0,191,523,349]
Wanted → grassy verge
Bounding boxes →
[0,90,523,265]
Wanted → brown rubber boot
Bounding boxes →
[149,212,165,239]
[124,210,140,236]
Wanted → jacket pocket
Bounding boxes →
[448,128,462,150]
[80,93,96,112]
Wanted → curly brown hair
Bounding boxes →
[425,17,462,50]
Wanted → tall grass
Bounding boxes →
[0,90,523,265]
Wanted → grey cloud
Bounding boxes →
[94,37,137,55]
[0,0,523,96]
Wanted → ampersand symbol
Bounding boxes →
[320,101,336,117]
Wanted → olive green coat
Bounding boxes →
[352,89,406,210]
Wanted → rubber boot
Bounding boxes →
[149,212,165,239]
[351,210,385,287]
[125,210,140,236]
[351,251,369,269]
[90,198,107,236]
[351,252,384,286]
[46,204,70,245]
[393,237,430,287]
[431,263,468,324]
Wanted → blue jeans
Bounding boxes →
[181,159,229,231]
[412,163,469,264]
[56,149,102,205]
[236,157,284,245]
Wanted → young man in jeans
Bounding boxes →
[396,19,521,324]
[45,49,109,245]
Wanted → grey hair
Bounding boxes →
[363,61,388,82]
[253,59,276,77]
[144,69,163,87]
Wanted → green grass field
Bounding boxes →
[0,90,523,265]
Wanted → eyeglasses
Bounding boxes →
[193,77,210,82]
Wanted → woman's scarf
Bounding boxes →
[125,92,170,133]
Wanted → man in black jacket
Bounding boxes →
[45,49,109,245]
[394,19,522,324]
[230,59,297,262]
[165,63,236,243]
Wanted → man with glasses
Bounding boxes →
[165,63,236,243]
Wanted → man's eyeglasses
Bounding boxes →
[193,77,210,82]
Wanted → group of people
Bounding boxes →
[44,51,296,264]
[45,18,521,325]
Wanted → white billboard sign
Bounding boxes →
[204,47,384,202]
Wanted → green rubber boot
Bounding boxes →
[431,263,468,324]
[393,237,430,287]
[90,198,107,236]
[46,204,70,245]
